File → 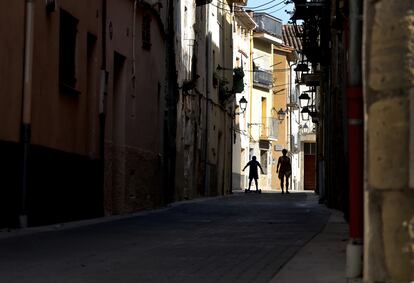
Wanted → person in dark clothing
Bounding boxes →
[277,149,292,194]
[242,156,265,192]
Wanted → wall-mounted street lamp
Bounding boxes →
[294,62,310,84]
[298,92,311,107]
[232,96,248,147]
[234,96,248,116]
[274,104,298,123]
[300,123,309,135]
[308,105,319,124]
[277,108,287,122]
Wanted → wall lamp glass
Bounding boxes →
[301,106,310,121]
[300,123,309,135]
[298,92,310,107]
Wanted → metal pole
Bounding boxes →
[20,0,35,228]
[203,5,210,196]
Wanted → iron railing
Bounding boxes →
[253,69,272,89]
[253,13,283,39]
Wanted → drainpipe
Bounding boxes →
[20,0,35,228]
[203,4,210,196]
[132,0,137,88]
[229,4,236,194]
[346,0,363,278]
[101,0,107,71]
[249,28,253,154]
[289,61,297,191]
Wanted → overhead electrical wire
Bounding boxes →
[208,2,234,12]
[267,4,288,14]
[217,67,292,72]
[212,0,288,14]
[247,1,286,12]
[239,0,285,10]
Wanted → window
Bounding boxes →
[269,118,279,139]
[59,9,79,91]
[260,150,268,174]
[46,0,56,13]
[304,142,316,155]
[142,14,151,50]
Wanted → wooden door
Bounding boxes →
[304,143,316,190]
[304,155,316,190]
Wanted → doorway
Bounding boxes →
[111,51,126,213]
[304,142,316,190]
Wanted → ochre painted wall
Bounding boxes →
[30,1,101,156]
[271,49,289,190]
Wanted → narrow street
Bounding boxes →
[0,192,330,283]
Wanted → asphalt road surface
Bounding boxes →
[0,192,330,283]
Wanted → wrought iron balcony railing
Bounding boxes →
[253,13,283,39]
[253,69,272,89]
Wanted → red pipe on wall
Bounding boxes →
[345,0,364,241]
[345,0,364,277]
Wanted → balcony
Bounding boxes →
[253,69,272,89]
[253,13,283,40]
[260,118,279,140]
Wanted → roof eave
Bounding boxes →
[254,33,283,45]
[235,9,257,30]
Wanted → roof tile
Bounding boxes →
[282,25,303,51]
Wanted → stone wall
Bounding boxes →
[364,1,414,281]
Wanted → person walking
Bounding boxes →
[276,149,292,194]
[242,156,265,192]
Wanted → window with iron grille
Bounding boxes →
[260,150,268,174]
[253,69,273,89]
[304,142,316,155]
[268,118,279,139]
[142,15,151,50]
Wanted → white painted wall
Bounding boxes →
[232,13,254,190]
[289,69,316,191]
[250,37,274,190]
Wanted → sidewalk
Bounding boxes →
[270,209,362,283]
